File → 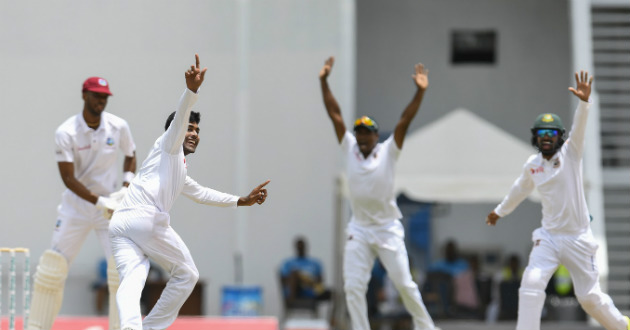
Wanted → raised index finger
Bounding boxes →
[257,180,271,189]
[195,53,200,68]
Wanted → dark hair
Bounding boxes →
[164,111,201,131]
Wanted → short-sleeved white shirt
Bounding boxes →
[342,131,402,226]
[55,112,136,197]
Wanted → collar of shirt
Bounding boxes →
[534,152,559,165]
[77,113,104,133]
[353,141,382,161]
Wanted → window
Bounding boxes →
[451,30,497,64]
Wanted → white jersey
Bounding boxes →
[119,89,238,214]
[494,100,591,235]
[55,111,136,197]
[342,131,402,226]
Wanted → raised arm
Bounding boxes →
[162,54,207,155]
[319,56,346,143]
[565,70,594,159]
[394,63,429,149]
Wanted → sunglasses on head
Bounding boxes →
[536,129,559,138]
[355,116,375,127]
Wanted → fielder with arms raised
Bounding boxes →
[109,54,269,330]
[486,71,630,330]
[28,77,136,330]
[320,56,439,330]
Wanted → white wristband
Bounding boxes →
[122,171,135,184]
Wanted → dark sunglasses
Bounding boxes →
[536,129,559,138]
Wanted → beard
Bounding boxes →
[538,141,561,156]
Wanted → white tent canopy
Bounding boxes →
[394,108,540,203]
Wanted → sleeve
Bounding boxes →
[280,260,291,277]
[564,100,590,161]
[54,129,74,162]
[340,131,355,154]
[315,259,323,278]
[493,163,536,217]
[384,134,401,160]
[162,89,199,155]
[118,119,136,157]
[181,176,239,208]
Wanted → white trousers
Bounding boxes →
[517,227,627,330]
[52,191,112,262]
[343,220,436,330]
[109,207,199,330]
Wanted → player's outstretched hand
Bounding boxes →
[413,63,429,90]
[485,211,500,226]
[568,70,593,102]
[185,53,207,93]
[319,56,334,80]
[238,180,270,206]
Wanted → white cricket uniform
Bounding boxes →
[341,131,436,330]
[53,112,135,262]
[494,100,627,330]
[109,89,239,330]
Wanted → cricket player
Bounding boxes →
[109,54,269,330]
[319,56,438,330]
[486,71,630,330]
[28,77,136,330]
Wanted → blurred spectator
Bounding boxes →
[279,236,331,319]
[546,265,573,297]
[367,258,415,330]
[426,240,480,318]
[486,254,523,322]
[429,240,470,277]
[91,257,108,315]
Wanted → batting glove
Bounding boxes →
[109,186,129,204]
[96,196,119,220]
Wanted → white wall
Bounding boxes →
[357,0,572,142]
[0,0,351,317]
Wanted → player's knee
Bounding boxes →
[387,270,417,291]
[344,279,367,298]
[519,287,545,300]
[576,293,602,313]
[35,250,69,289]
[519,269,547,292]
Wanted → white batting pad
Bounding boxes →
[27,249,68,330]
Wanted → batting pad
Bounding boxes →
[27,250,68,330]
[107,257,121,330]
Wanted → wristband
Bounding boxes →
[122,171,135,184]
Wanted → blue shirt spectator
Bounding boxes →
[429,240,470,277]
[280,237,325,299]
